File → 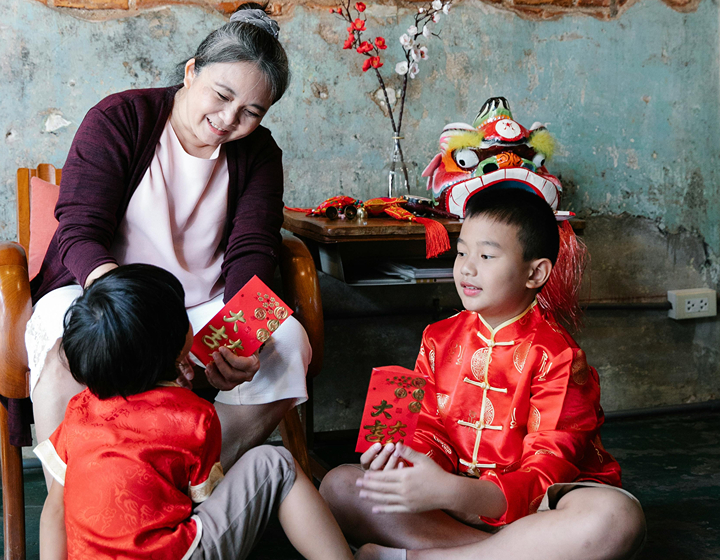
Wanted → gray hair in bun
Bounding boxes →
[229,8,280,38]
[174,2,289,103]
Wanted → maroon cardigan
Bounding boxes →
[31,85,285,305]
[11,87,285,447]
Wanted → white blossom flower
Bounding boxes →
[395,61,409,75]
[418,46,429,59]
[432,0,442,10]
[418,6,425,12]
[399,34,414,50]
[443,2,451,13]
[407,25,418,35]
[409,62,420,78]
[433,12,441,22]
[423,22,433,37]
[410,46,420,61]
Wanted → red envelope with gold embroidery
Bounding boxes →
[190,276,293,365]
[355,366,427,453]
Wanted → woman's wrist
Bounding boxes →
[84,263,118,288]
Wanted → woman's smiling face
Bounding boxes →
[174,59,273,157]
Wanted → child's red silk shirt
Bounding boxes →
[412,301,621,526]
[34,384,223,559]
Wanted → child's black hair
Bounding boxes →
[61,264,190,400]
[465,186,560,265]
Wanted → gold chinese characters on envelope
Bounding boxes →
[355,366,426,453]
[190,276,293,365]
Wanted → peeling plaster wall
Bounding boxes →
[2,0,719,416]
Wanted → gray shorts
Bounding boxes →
[190,445,297,560]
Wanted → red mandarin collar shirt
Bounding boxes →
[34,385,224,559]
[412,301,621,526]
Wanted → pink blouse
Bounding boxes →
[111,119,230,307]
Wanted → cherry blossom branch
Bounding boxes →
[332,0,452,177]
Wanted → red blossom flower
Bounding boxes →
[343,35,355,49]
[362,57,373,72]
[357,41,373,54]
[350,18,366,31]
[355,1,366,11]
[375,36,387,49]
[370,56,383,68]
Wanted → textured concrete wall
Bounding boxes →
[2,0,719,420]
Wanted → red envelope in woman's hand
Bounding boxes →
[355,366,427,453]
[190,276,293,366]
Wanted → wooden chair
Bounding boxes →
[0,164,324,560]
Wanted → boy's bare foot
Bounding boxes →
[354,543,407,560]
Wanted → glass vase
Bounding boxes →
[382,136,419,199]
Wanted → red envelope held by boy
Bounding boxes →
[356,366,426,453]
[191,276,293,366]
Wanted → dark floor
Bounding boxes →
[5,410,720,560]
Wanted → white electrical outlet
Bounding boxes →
[668,289,717,320]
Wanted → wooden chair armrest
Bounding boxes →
[0,243,32,400]
[279,235,323,379]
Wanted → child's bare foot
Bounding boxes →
[354,543,407,560]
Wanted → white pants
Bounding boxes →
[26,285,310,406]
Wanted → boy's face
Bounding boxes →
[453,214,539,328]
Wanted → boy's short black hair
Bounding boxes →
[61,264,189,400]
[465,186,560,265]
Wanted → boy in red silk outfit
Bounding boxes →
[321,188,646,560]
[35,265,353,560]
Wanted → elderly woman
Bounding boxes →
[27,2,309,477]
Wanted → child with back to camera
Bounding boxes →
[320,188,646,560]
[35,264,354,560]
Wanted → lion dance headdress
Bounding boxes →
[422,97,588,329]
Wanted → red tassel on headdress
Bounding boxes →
[537,220,588,331]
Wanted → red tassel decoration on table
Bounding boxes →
[537,220,588,332]
[414,216,451,259]
[383,206,451,259]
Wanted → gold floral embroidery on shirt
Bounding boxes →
[571,349,590,386]
[510,407,517,429]
[429,348,436,373]
[433,434,453,456]
[436,393,450,417]
[483,397,495,425]
[528,405,541,433]
[592,440,604,463]
[419,345,426,357]
[470,348,490,382]
[536,351,551,382]
[534,449,557,457]
[447,342,464,366]
[513,342,531,373]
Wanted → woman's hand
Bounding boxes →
[205,347,260,391]
[356,443,449,514]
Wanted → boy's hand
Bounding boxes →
[360,442,406,472]
[356,442,449,513]
[176,357,195,389]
